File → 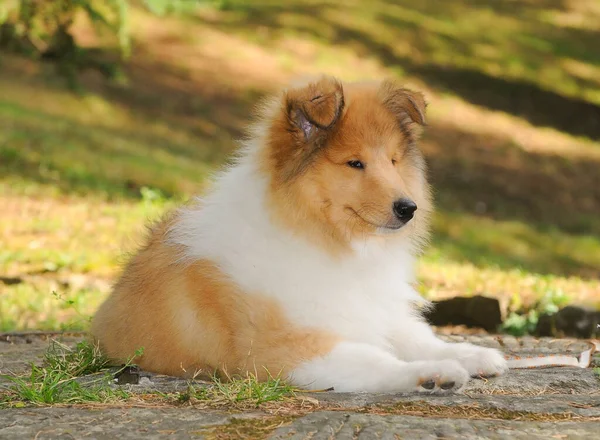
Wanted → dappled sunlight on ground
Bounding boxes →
[1,0,599,330]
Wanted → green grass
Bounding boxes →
[428,212,600,278]
[0,287,101,332]
[0,97,218,200]
[0,338,295,408]
[1,0,599,332]
[500,289,572,337]
[0,340,131,407]
[0,187,176,276]
[0,190,178,331]
[179,374,296,408]
[208,0,600,108]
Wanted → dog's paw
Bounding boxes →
[451,343,508,378]
[414,359,470,393]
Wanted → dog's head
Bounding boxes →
[260,76,432,253]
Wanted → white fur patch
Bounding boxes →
[167,143,505,392]
[169,147,424,344]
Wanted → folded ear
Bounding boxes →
[268,77,344,182]
[378,80,427,129]
[286,76,345,145]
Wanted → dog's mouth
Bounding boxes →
[345,207,404,231]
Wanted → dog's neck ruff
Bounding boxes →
[167,147,424,306]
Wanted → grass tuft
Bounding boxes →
[178,373,296,409]
[42,339,110,378]
[212,374,295,406]
[500,289,572,336]
[0,340,134,407]
[0,338,295,409]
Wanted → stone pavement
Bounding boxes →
[1,332,599,439]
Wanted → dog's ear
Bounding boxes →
[378,80,427,130]
[269,77,344,182]
[286,76,345,145]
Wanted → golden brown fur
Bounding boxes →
[92,76,431,379]
[263,78,431,254]
[92,215,339,378]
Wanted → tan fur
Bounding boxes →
[263,77,432,254]
[92,217,339,378]
[92,76,430,378]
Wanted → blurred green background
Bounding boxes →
[0,0,599,332]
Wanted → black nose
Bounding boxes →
[393,198,417,223]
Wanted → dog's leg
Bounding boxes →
[289,341,470,393]
[389,317,508,378]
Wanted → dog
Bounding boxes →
[92,76,507,393]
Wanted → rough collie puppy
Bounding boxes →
[92,76,507,393]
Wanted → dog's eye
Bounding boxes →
[391,158,397,165]
[347,160,364,169]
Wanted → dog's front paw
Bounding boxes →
[414,359,470,393]
[451,343,508,378]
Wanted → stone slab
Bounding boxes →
[2,332,595,376]
[464,367,600,394]
[439,334,597,360]
[0,407,238,440]
[2,331,599,440]
[2,333,599,396]
[309,393,600,417]
[2,408,600,440]
[270,411,600,440]
[82,362,600,397]
[0,332,85,379]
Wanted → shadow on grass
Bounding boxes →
[430,222,600,280]
[423,124,600,236]
[424,125,600,278]
[198,0,600,277]
[0,55,261,199]
[86,48,266,141]
[209,0,600,140]
[1,0,600,279]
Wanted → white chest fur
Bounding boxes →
[170,157,424,350]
